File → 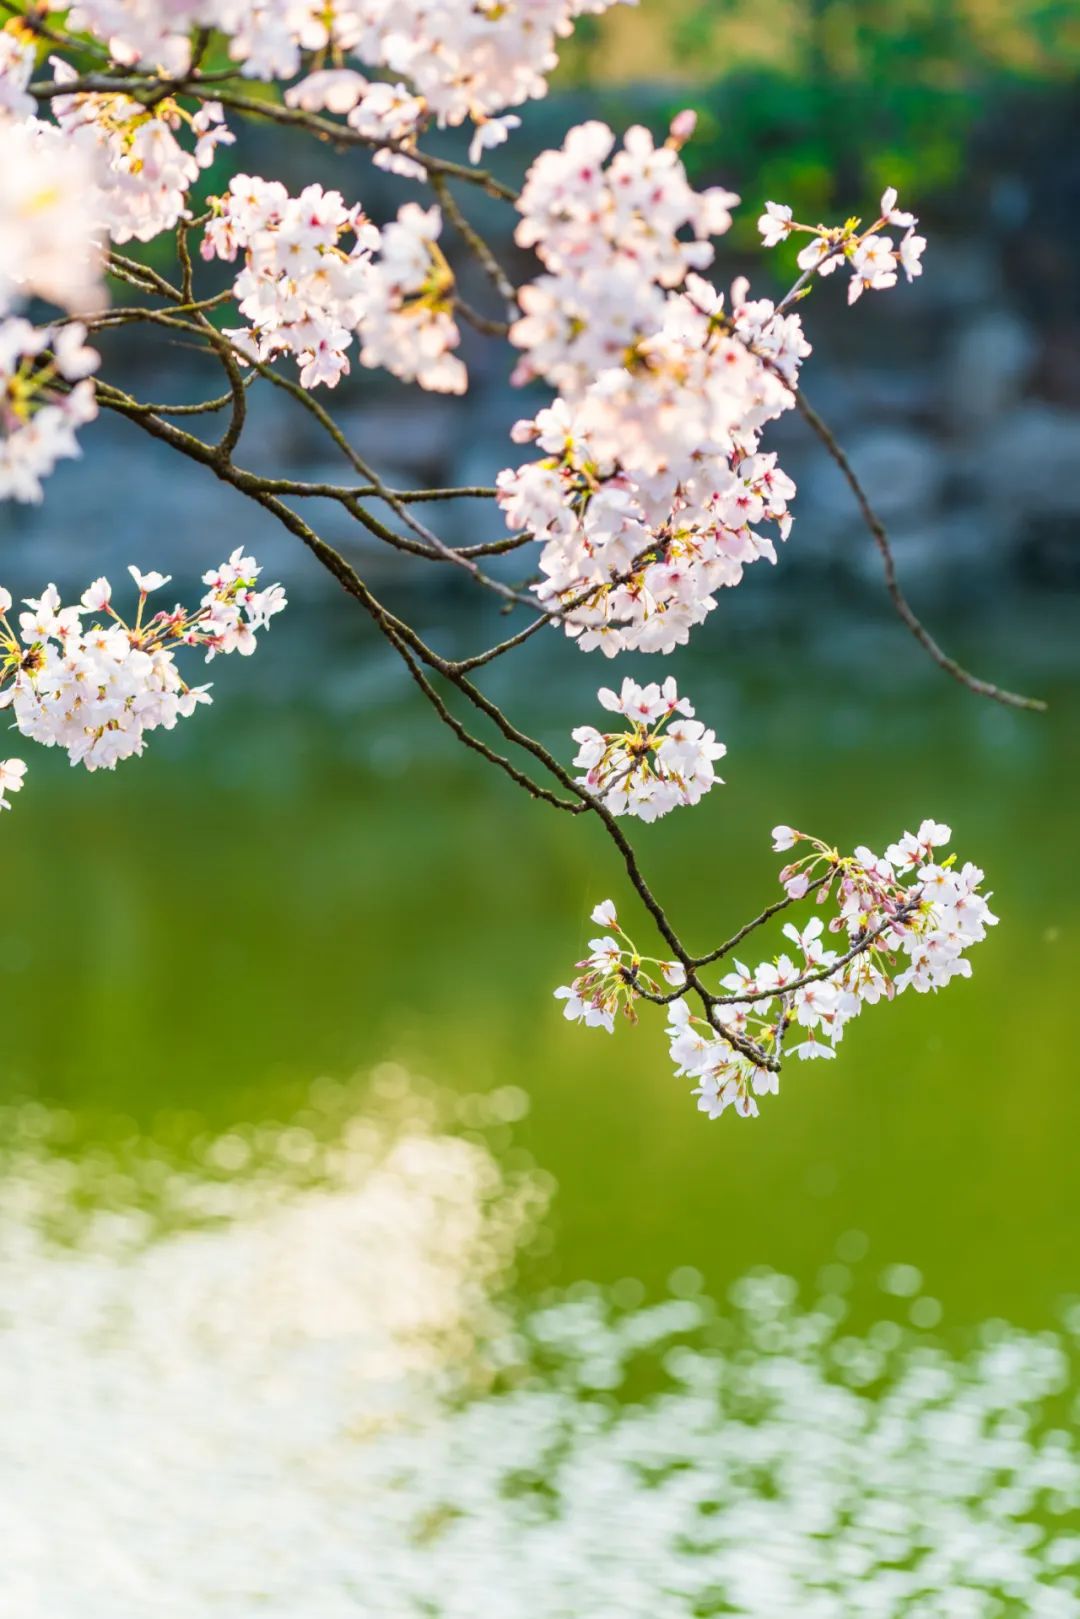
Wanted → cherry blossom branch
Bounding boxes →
[74,83,1040,719]
[711,896,923,1007]
[204,85,517,203]
[92,213,1047,727]
[86,270,1045,719]
[90,380,764,1052]
[0,0,1026,1126]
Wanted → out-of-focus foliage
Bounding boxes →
[560,0,1080,230]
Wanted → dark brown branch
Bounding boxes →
[78,292,232,322]
[90,395,685,975]
[372,624,584,814]
[362,485,497,504]
[629,976,688,1007]
[245,356,525,595]
[30,66,263,97]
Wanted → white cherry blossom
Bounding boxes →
[0,755,26,808]
[757,201,793,246]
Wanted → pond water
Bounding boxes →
[0,600,1077,1613]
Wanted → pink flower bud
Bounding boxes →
[667,109,697,149]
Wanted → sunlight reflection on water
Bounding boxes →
[1,1073,1079,1617]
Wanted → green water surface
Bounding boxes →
[4,622,1076,1334]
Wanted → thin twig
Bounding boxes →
[793,390,1047,713]
[711,898,922,1007]
[430,171,519,319]
[691,874,830,967]
[203,86,517,204]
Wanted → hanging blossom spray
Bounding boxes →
[0,0,1023,1128]
[0,550,285,793]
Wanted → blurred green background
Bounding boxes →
[2,612,1075,1333]
[563,0,1080,225]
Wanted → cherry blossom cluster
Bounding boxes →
[63,0,202,78]
[340,0,630,129]
[0,68,108,504]
[57,0,630,132]
[202,175,379,388]
[1,26,224,256]
[205,183,465,392]
[0,26,225,504]
[554,898,686,1033]
[58,0,327,81]
[497,315,802,657]
[511,119,740,393]
[557,821,995,1121]
[758,188,927,306]
[571,676,725,821]
[496,118,816,656]
[508,117,740,412]
[0,552,285,783]
[51,63,234,246]
[496,125,931,660]
[0,320,100,503]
